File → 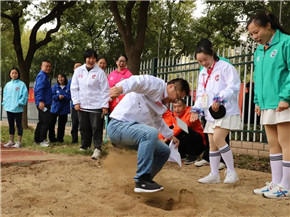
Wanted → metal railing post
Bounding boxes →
[152,57,158,77]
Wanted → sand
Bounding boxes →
[1,147,289,217]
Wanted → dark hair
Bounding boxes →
[57,73,68,85]
[10,67,20,79]
[83,49,98,62]
[174,98,187,105]
[167,78,190,96]
[41,60,51,65]
[116,54,128,62]
[194,39,219,61]
[98,56,107,63]
[246,12,289,35]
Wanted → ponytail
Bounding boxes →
[247,12,289,35]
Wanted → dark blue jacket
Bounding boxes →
[51,83,71,114]
[34,70,52,106]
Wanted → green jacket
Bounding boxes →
[253,30,290,109]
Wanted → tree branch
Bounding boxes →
[125,1,135,37]
[1,12,13,21]
[30,1,76,49]
[110,1,126,37]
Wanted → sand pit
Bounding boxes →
[1,147,289,217]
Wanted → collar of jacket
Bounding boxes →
[257,30,281,51]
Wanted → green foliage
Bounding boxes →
[1,21,17,85]
[2,0,290,85]
[144,1,197,60]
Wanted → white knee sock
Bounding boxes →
[269,153,283,185]
[209,150,220,175]
[219,144,235,172]
[280,161,290,190]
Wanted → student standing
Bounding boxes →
[97,57,108,74]
[190,39,241,184]
[34,61,53,147]
[70,49,110,159]
[2,67,28,148]
[49,73,71,143]
[108,75,190,193]
[247,13,290,199]
[108,54,132,112]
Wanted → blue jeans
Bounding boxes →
[107,119,170,182]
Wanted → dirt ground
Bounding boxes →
[1,147,289,217]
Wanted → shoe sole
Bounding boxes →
[194,162,210,167]
[198,180,220,184]
[224,178,239,184]
[253,191,264,196]
[184,162,195,165]
[134,187,164,193]
[262,194,289,199]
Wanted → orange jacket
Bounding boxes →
[159,107,206,145]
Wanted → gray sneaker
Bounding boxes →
[91,149,101,159]
[4,141,15,148]
[12,141,22,148]
[40,140,49,147]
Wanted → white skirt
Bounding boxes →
[261,108,290,125]
[204,115,241,134]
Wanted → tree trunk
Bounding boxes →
[126,49,142,75]
[110,1,149,75]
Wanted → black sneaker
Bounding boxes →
[184,156,197,165]
[134,174,164,193]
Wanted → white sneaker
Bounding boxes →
[198,173,220,184]
[223,170,239,184]
[79,148,87,151]
[4,141,14,147]
[40,140,49,147]
[194,159,210,167]
[219,162,226,170]
[263,184,289,199]
[12,141,22,148]
[91,149,101,159]
[253,182,275,195]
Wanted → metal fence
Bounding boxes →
[134,45,266,143]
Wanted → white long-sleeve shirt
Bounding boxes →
[110,75,173,139]
[193,60,241,122]
[70,64,109,109]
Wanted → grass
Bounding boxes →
[1,124,270,173]
[234,154,270,173]
[0,124,111,157]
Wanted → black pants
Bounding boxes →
[71,108,79,143]
[78,109,104,150]
[202,133,229,163]
[49,113,68,142]
[34,105,51,143]
[7,111,23,136]
[176,128,205,158]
